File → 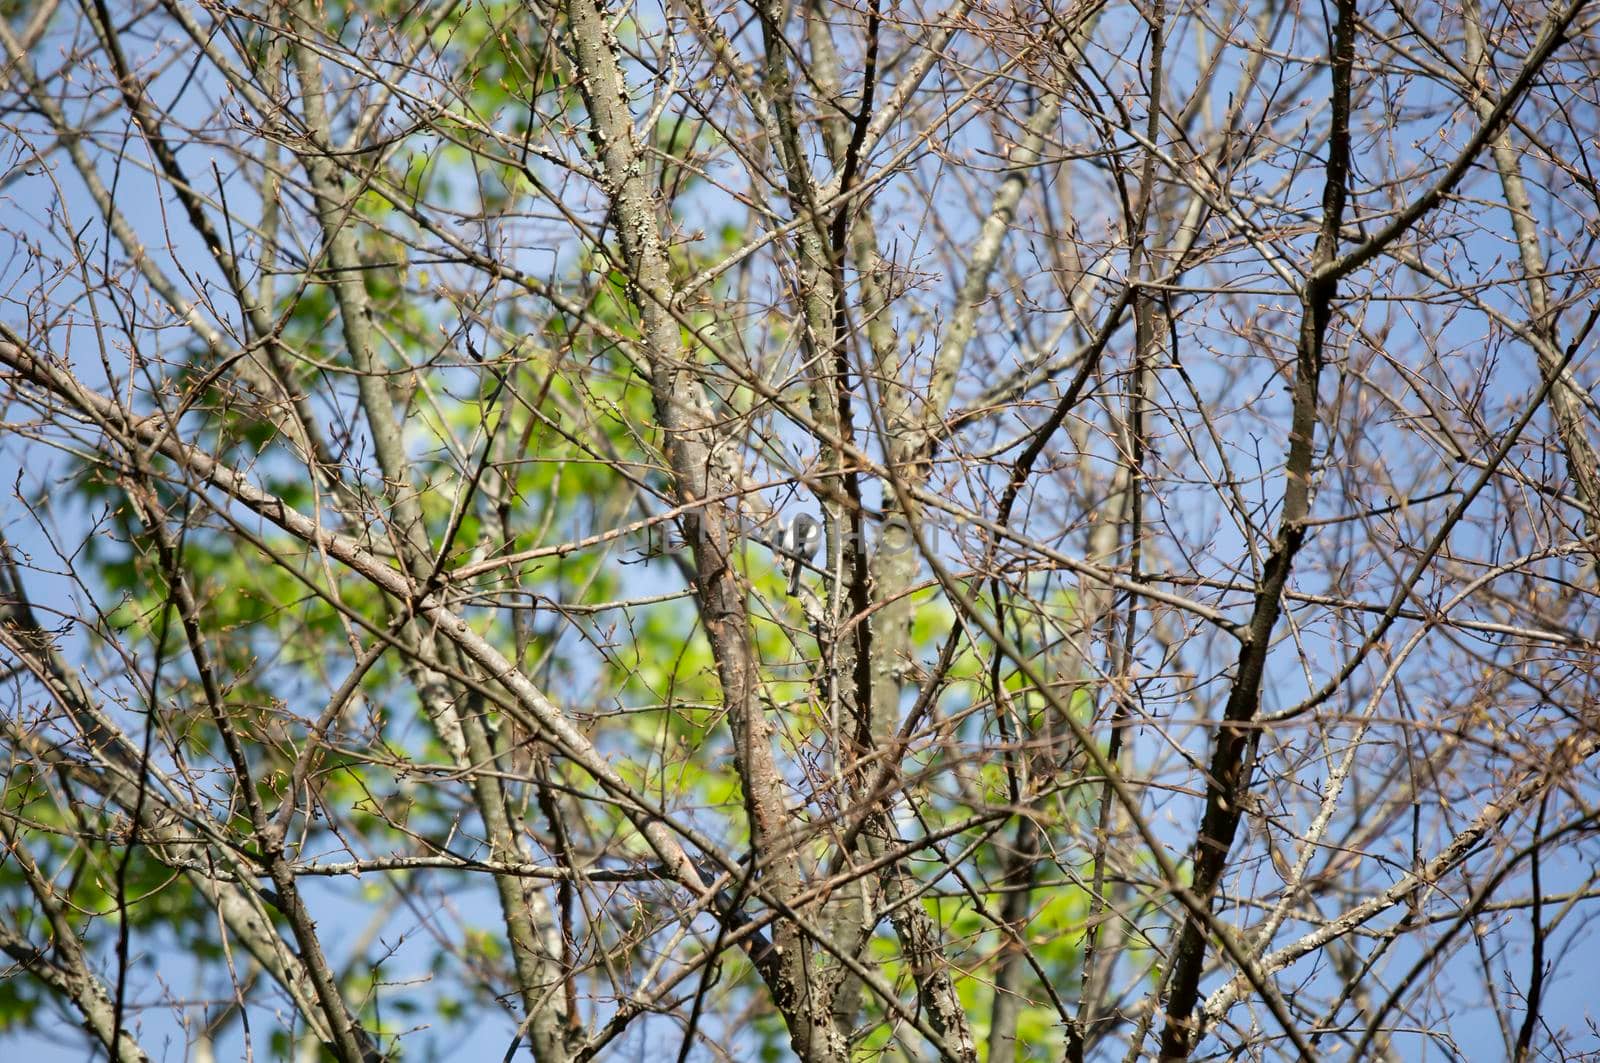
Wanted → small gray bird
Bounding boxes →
[776,513,822,595]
